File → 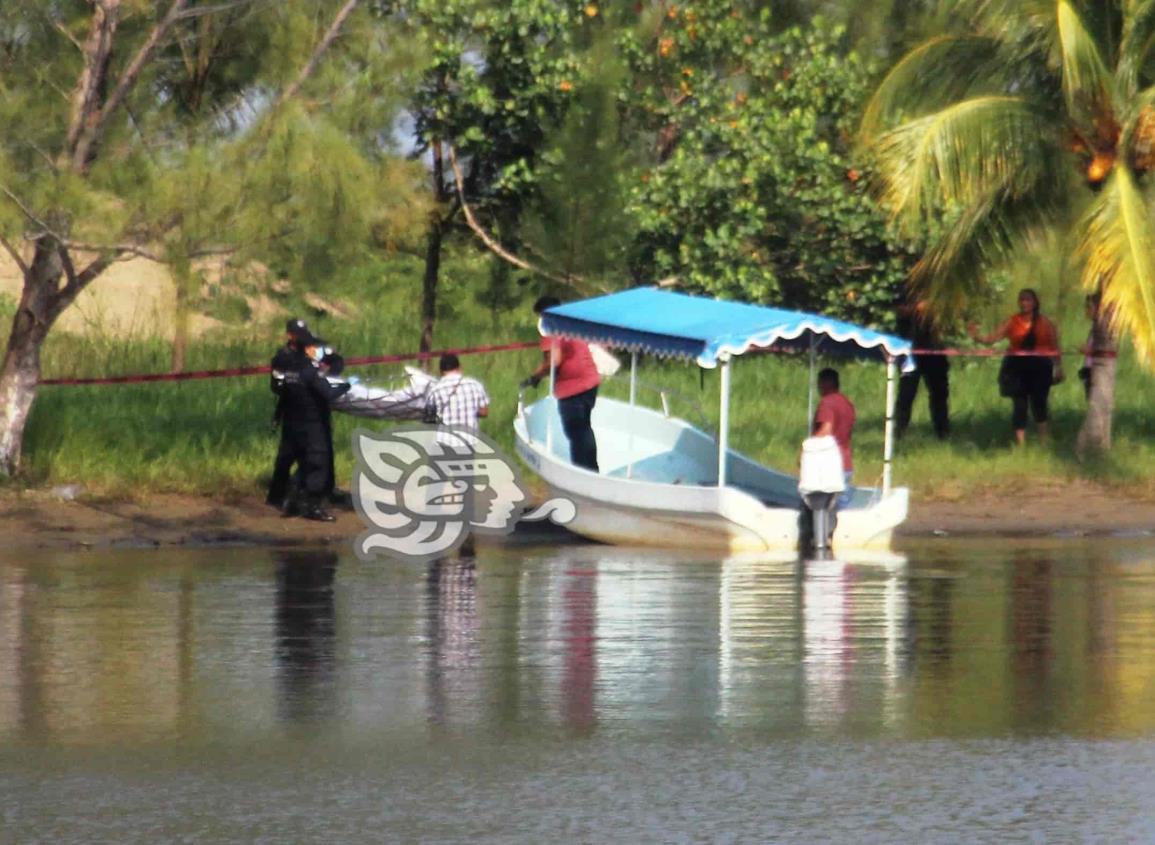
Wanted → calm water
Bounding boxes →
[1,540,1154,844]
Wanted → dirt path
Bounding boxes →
[0,494,359,551]
[0,482,1151,552]
[899,480,1155,538]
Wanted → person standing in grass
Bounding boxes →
[268,327,350,522]
[1078,293,1113,402]
[969,288,1062,446]
[425,354,490,433]
[812,367,856,510]
[267,318,313,512]
[895,297,950,440]
[522,296,600,472]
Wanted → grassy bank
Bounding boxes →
[9,247,1155,501]
[16,308,1155,502]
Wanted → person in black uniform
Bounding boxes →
[317,351,352,508]
[267,318,312,512]
[267,322,350,521]
[895,297,950,440]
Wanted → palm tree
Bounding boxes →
[861,0,1155,453]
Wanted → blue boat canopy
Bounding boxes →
[541,288,915,371]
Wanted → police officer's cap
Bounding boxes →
[286,317,310,338]
[286,318,324,347]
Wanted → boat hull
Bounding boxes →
[515,396,907,555]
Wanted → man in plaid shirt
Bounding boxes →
[425,354,490,432]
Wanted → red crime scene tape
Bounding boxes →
[38,341,540,387]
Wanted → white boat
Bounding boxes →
[514,288,913,555]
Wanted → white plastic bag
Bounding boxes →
[589,343,621,377]
[798,435,846,495]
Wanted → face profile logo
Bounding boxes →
[352,427,576,562]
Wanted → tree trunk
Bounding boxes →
[0,242,63,476]
[172,302,189,373]
[421,219,441,356]
[1076,312,1118,457]
[420,140,448,356]
[171,258,193,373]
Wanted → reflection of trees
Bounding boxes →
[484,558,527,729]
[0,566,40,739]
[1009,554,1054,728]
[910,577,955,673]
[275,550,339,724]
[3,556,188,742]
[904,544,1155,738]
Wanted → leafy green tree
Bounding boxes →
[0,0,406,474]
[623,8,915,325]
[772,0,943,59]
[520,35,638,289]
[861,0,1155,452]
[387,0,589,350]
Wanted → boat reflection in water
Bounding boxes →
[716,553,910,732]
[0,542,1153,744]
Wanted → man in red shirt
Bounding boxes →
[523,296,601,472]
[813,367,856,508]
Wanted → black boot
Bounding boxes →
[303,504,336,523]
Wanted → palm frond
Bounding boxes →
[1118,0,1155,100]
[1074,0,1125,65]
[1057,0,1119,133]
[1077,164,1155,363]
[871,95,1051,234]
[956,0,1058,51]
[909,184,1065,319]
[860,35,1002,142]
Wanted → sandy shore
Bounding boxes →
[0,482,1151,551]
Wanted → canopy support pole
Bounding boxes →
[883,357,897,496]
[546,343,556,453]
[629,352,638,405]
[718,356,731,487]
[807,336,817,432]
[627,352,638,479]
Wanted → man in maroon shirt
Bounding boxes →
[813,367,856,508]
[523,296,601,472]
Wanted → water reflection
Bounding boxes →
[560,566,597,732]
[274,550,339,724]
[423,559,480,728]
[716,557,911,732]
[0,555,188,744]
[1009,554,1055,728]
[0,542,1153,747]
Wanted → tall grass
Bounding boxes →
[17,248,1155,500]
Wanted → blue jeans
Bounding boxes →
[837,472,853,511]
[557,387,599,472]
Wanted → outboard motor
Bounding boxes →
[798,435,846,558]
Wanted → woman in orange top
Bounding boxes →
[969,288,1062,445]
